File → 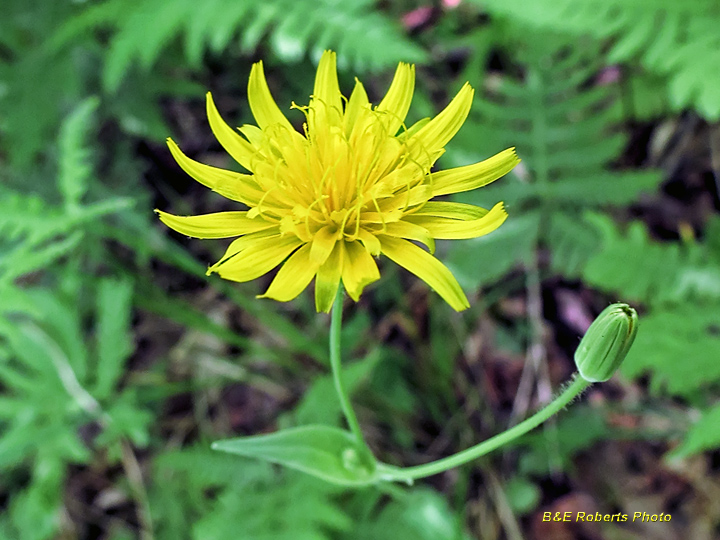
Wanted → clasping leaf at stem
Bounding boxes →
[212,425,379,486]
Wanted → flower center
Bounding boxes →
[251,103,433,245]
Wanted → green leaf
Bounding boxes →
[94,277,134,400]
[582,214,720,306]
[445,211,540,290]
[668,403,720,458]
[290,349,380,427]
[621,302,720,397]
[212,426,379,486]
[546,211,602,277]
[474,0,720,119]
[504,476,541,515]
[351,488,471,540]
[518,405,610,474]
[96,0,426,91]
[58,96,99,211]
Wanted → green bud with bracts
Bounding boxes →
[574,303,638,383]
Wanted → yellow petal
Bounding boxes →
[376,62,415,136]
[407,201,488,220]
[310,225,339,264]
[166,138,263,205]
[310,51,343,133]
[258,244,318,302]
[210,230,287,271]
[206,92,257,172]
[357,229,381,256]
[155,210,276,238]
[379,236,469,311]
[248,61,294,131]
[342,241,380,301]
[383,221,435,253]
[407,83,474,157]
[343,78,370,137]
[405,202,507,239]
[312,50,343,115]
[315,240,344,313]
[238,124,264,147]
[210,235,303,283]
[430,148,519,196]
[385,185,433,209]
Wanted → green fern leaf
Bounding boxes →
[546,212,602,278]
[102,0,182,91]
[451,33,660,209]
[96,0,426,91]
[621,301,720,396]
[152,449,349,540]
[445,211,540,290]
[58,97,99,211]
[93,278,134,401]
[474,0,720,119]
[668,403,720,457]
[444,27,660,286]
[582,214,720,306]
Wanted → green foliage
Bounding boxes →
[445,27,661,289]
[0,97,145,539]
[582,214,720,307]
[0,0,87,169]
[503,476,541,515]
[150,448,351,540]
[2,0,720,535]
[0,276,153,537]
[546,212,602,277]
[285,348,381,427]
[212,425,380,486]
[572,215,720,398]
[518,405,611,475]
[0,99,132,285]
[53,0,426,93]
[58,97,99,211]
[669,403,720,458]
[447,212,540,290]
[3,0,423,167]
[151,448,472,540]
[620,301,720,397]
[349,488,471,540]
[476,0,720,119]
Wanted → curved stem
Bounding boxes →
[330,285,364,443]
[378,374,591,482]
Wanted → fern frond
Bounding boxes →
[80,0,426,91]
[0,191,132,284]
[152,448,350,540]
[668,403,720,457]
[445,212,540,290]
[546,212,602,278]
[453,31,660,208]
[474,0,720,119]
[445,27,660,286]
[621,301,720,396]
[93,278,134,401]
[58,97,99,211]
[581,214,720,306]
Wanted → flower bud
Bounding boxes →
[574,303,638,383]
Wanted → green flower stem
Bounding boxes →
[330,285,364,443]
[378,374,591,482]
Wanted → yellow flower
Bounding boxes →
[157,51,519,312]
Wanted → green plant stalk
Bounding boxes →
[377,374,591,482]
[330,285,364,443]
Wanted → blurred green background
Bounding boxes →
[2,0,720,539]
